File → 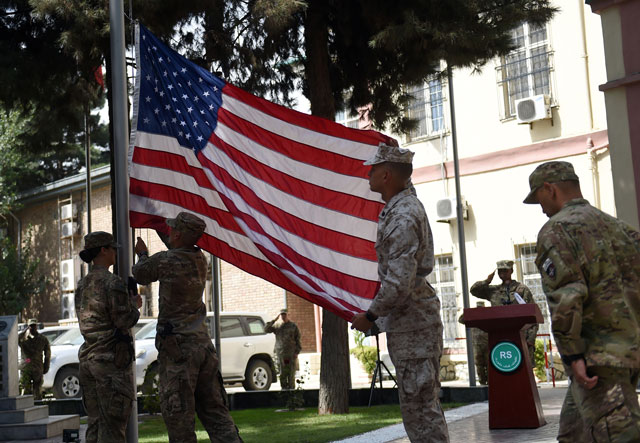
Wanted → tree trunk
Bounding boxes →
[304,0,350,415]
[318,310,351,414]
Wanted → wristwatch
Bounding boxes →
[365,310,378,322]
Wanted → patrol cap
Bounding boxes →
[363,142,414,166]
[523,161,579,204]
[496,260,514,270]
[28,318,38,326]
[83,231,120,250]
[280,308,288,314]
[166,212,206,236]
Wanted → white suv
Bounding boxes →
[136,312,276,391]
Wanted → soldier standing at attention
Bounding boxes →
[76,232,141,443]
[352,143,449,443]
[470,260,539,365]
[133,212,242,443]
[524,161,640,441]
[18,318,50,399]
[265,308,301,389]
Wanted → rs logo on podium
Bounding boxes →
[490,341,522,373]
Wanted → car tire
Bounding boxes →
[53,366,82,399]
[242,359,272,391]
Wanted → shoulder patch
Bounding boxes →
[542,257,556,279]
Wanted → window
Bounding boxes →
[335,109,360,129]
[427,254,460,347]
[497,22,553,118]
[405,78,445,142]
[517,243,551,335]
[245,317,266,335]
[220,317,244,338]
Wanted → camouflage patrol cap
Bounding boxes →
[166,212,206,236]
[280,308,288,314]
[83,231,120,250]
[496,260,514,270]
[523,161,579,204]
[363,142,414,166]
[28,318,38,326]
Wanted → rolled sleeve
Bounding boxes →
[131,252,163,285]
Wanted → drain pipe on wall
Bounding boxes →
[586,137,609,209]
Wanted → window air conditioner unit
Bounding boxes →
[61,292,76,319]
[61,222,79,238]
[60,259,77,291]
[515,94,552,124]
[60,203,77,220]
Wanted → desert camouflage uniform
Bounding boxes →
[265,320,301,389]
[470,279,539,364]
[133,245,241,443]
[536,198,640,442]
[75,266,140,443]
[18,330,50,399]
[368,184,449,443]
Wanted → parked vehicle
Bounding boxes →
[41,319,155,399]
[136,312,276,392]
[39,325,75,344]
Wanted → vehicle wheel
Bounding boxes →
[53,367,82,399]
[242,359,272,391]
[142,362,159,395]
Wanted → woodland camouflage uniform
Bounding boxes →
[132,212,241,443]
[528,161,640,442]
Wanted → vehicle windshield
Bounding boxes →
[51,328,84,346]
[135,320,157,340]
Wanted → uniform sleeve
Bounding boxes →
[131,251,164,285]
[368,214,420,317]
[109,276,140,331]
[470,280,492,301]
[536,224,588,358]
[265,320,277,333]
[520,284,536,304]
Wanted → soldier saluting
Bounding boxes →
[18,318,50,399]
[265,308,301,389]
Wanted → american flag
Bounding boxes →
[129,24,396,320]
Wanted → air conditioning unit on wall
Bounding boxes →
[60,259,78,292]
[60,203,77,220]
[61,222,79,238]
[61,293,76,319]
[515,94,552,124]
[435,197,468,223]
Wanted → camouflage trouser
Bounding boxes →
[473,330,489,385]
[20,364,44,400]
[557,367,640,443]
[79,359,135,443]
[277,354,297,389]
[157,338,242,443]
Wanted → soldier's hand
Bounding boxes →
[486,271,495,282]
[571,359,598,390]
[351,313,373,332]
[135,237,148,255]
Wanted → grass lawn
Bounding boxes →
[137,403,464,443]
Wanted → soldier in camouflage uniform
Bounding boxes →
[458,303,489,385]
[133,212,242,443]
[525,161,640,442]
[470,260,539,365]
[352,143,449,443]
[76,231,141,443]
[18,318,50,399]
[265,308,301,389]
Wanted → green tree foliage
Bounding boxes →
[0,229,46,316]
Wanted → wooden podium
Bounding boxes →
[464,304,546,429]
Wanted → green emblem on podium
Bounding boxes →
[490,341,522,373]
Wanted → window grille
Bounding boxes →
[517,243,551,335]
[496,23,553,118]
[428,254,460,346]
[406,78,445,142]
